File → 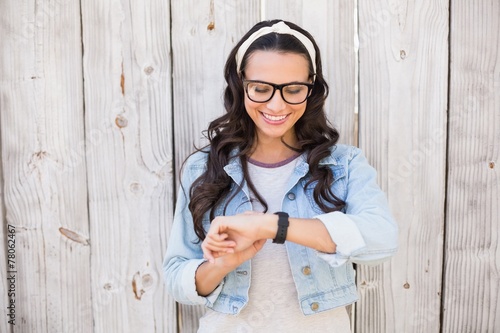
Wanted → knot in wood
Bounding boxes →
[142,274,153,288]
[129,182,143,194]
[115,115,128,128]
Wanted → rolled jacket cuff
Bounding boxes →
[314,211,367,266]
[181,259,224,306]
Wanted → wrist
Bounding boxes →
[215,255,241,272]
[259,214,279,239]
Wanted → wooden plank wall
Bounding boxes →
[0,1,92,332]
[356,1,449,332]
[80,0,175,332]
[442,0,500,331]
[0,120,8,333]
[0,0,498,332]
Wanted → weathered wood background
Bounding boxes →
[0,0,498,332]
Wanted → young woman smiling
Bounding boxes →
[163,20,398,333]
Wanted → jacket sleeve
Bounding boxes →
[315,146,399,267]
[162,158,224,306]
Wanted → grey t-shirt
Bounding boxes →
[198,155,351,333]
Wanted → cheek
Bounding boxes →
[244,98,261,114]
[291,104,307,117]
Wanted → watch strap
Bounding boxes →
[272,212,289,244]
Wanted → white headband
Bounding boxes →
[235,21,317,74]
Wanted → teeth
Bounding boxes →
[263,113,287,121]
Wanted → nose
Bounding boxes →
[266,90,286,112]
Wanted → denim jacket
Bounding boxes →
[163,144,398,316]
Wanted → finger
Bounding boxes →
[207,226,227,237]
[203,251,215,264]
[213,249,233,258]
[204,237,236,248]
[205,233,227,243]
[203,242,236,253]
[215,233,234,243]
[204,232,234,245]
[206,231,233,246]
[209,218,228,233]
[201,246,215,264]
[206,241,234,253]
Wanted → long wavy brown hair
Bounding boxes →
[188,19,346,241]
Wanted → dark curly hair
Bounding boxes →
[188,19,346,241]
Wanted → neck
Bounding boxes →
[250,137,299,164]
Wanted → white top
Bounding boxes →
[198,155,351,333]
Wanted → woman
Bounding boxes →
[163,20,398,332]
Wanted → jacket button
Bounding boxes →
[287,192,296,200]
[302,266,311,275]
[311,302,319,311]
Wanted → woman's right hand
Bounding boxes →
[215,238,266,268]
[201,211,269,263]
[195,238,266,296]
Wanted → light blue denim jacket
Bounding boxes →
[163,144,398,316]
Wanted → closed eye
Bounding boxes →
[283,85,307,94]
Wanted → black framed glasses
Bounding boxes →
[242,79,314,105]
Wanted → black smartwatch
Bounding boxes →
[272,212,289,244]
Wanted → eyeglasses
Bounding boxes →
[242,79,314,105]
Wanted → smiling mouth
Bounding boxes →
[261,112,288,121]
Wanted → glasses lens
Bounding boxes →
[246,82,274,103]
[245,81,311,104]
[282,84,309,104]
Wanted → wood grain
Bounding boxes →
[80,0,175,331]
[356,0,449,332]
[442,1,500,331]
[0,113,10,333]
[0,0,91,332]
